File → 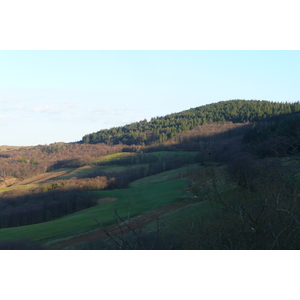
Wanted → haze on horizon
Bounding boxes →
[1,50,299,146]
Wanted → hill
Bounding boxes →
[81,99,300,146]
[1,99,300,249]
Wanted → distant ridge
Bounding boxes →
[0,146,33,152]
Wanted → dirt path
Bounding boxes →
[48,199,195,249]
[10,170,73,186]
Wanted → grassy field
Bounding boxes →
[55,165,104,179]
[44,151,200,182]
[0,150,204,247]
[92,151,199,164]
[93,152,135,163]
[0,178,188,243]
[3,151,199,186]
[0,184,39,192]
[8,168,75,187]
[128,165,232,234]
[147,151,199,163]
[56,164,149,180]
[139,199,221,235]
[129,164,199,187]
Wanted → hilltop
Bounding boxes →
[81,99,300,146]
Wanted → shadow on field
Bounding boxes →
[0,239,45,250]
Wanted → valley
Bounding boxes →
[1,99,300,250]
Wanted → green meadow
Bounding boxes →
[0,150,208,247]
[129,164,199,187]
[0,178,188,243]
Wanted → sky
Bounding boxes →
[1,50,300,146]
[1,0,300,147]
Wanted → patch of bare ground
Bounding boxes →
[0,176,20,188]
[48,199,197,249]
[9,170,73,187]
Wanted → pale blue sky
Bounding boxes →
[1,50,300,146]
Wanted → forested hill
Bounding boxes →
[82,99,300,146]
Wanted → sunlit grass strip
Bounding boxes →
[93,152,135,163]
[56,164,150,180]
[129,164,199,188]
[0,184,39,192]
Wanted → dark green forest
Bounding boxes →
[82,99,300,146]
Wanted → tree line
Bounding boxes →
[0,189,97,228]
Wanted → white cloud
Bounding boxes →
[0,99,141,136]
